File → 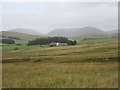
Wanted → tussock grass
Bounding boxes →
[2,38,118,88]
[3,62,118,88]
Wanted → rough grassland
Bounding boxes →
[1,31,44,44]
[2,38,118,88]
[3,62,118,88]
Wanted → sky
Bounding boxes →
[1,1,118,34]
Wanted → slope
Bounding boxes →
[0,31,44,44]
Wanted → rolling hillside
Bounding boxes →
[2,38,118,88]
[1,27,118,44]
[47,26,106,37]
[8,28,44,35]
[70,33,118,40]
[0,31,44,44]
[106,30,118,34]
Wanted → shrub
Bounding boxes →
[21,58,31,61]
[14,47,19,50]
[49,45,54,47]
[33,59,43,62]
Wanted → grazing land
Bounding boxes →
[2,38,118,88]
[1,31,44,44]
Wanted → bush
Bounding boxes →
[40,45,44,47]
[21,58,31,61]
[67,40,77,45]
[14,47,19,50]
[33,59,43,62]
[49,45,54,47]
[15,44,22,46]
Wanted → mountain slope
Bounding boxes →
[47,26,105,37]
[106,30,118,34]
[0,31,44,44]
[8,28,43,35]
[71,33,110,40]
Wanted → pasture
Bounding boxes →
[1,45,49,51]
[2,38,118,88]
[78,38,117,44]
[1,31,44,44]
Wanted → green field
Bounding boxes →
[78,38,118,44]
[2,38,118,88]
[1,45,49,51]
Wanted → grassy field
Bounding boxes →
[78,38,117,44]
[3,62,118,88]
[1,45,49,51]
[1,31,44,44]
[2,38,118,88]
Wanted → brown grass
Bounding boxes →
[2,62,118,88]
[2,39,118,88]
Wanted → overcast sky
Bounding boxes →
[1,2,118,34]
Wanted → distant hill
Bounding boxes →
[0,31,44,44]
[71,33,110,40]
[47,26,106,37]
[106,30,118,34]
[8,28,43,35]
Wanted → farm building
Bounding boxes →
[49,42,68,46]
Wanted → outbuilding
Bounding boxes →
[49,42,68,46]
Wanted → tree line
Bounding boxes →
[1,36,77,46]
[27,36,77,46]
[0,39,15,44]
[0,35,21,40]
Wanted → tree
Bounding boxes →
[1,39,15,44]
[27,36,77,46]
[67,40,73,45]
[67,40,77,45]
[72,40,77,45]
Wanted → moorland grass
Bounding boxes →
[2,38,118,88]
[2,62,118,88]
[2,45,50,52]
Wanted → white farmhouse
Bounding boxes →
[49,42,67,46]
